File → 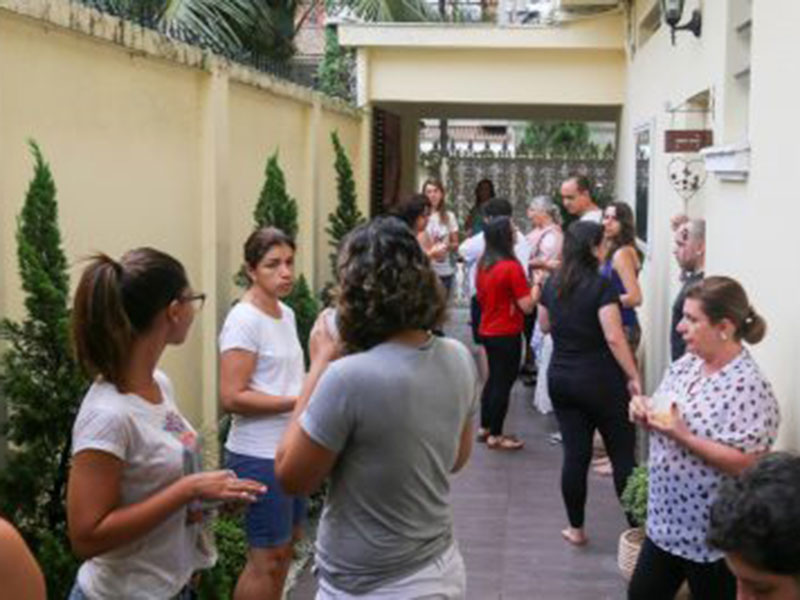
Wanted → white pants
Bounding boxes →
[315,543,466,600]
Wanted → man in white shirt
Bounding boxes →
[560,175,602,223]
[458,198,531,385]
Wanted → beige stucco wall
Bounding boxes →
[616,0,800,448]
[0,1,366,441]
[341,17,626,108]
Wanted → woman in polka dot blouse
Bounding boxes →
[627,276,780,599]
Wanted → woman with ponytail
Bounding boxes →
[537,221,641,546]
[629,276,780,599]
[67,248,265,600]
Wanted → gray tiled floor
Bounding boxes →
[291,308,630,599]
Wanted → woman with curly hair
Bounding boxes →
[275,216,479,599]
[601,202,643,351]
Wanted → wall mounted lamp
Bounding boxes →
[661,0,702,45]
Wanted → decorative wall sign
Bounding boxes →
[668,157,707,201]
[665,129,713,153]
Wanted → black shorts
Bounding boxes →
[470,295,484,345]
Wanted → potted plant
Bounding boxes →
[618,466,689,599]
[618,465,648,579]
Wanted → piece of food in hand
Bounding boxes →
[649,392,678,427]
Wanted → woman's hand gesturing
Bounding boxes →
[185,470,266,504]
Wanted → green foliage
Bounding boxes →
[517,121,595,156]
[326,132,365,281]
[621,465,649,528]
[342,0,440,21]
[82,0,305,64]
[198,514,248,599]
[255,152,299,238]
[0,141,87,597]
[317,27,352,100]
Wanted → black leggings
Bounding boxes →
[549,365,635,528]
[480,334,521,436]
[628,536,736,600]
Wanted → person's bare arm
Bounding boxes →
[599,303,640,391]
[68,452,264,559]
[276,314,342,495]
[448,230,459,252]
[275,356,339,496]
[219,349,296,415]
[0,519,46,600]
[537,303,551,334]
[613,248,643,308]
[451,419,474,474]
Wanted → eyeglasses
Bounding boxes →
[180,292,206,310]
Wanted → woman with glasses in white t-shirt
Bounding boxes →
[67,248,264,600]
[219,228,307,600]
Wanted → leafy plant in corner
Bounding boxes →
[325,132,365,290]
[0,141,87,596]
[621,465,648,528]
[236,151,318,363]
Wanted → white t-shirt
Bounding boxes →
[72,371,215,599]
[220,301,305,459]
[425,211,458,277]
[458,230,532,298]
[580,209,603,224]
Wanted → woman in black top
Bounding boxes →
[538,221,641,546]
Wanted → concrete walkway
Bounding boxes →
[291,308,629,599]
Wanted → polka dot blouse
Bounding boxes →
[647,349,780,562]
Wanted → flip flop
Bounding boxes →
[476,428,490,443]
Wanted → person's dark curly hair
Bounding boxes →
[708,452,800,578]
[334,216,446,352]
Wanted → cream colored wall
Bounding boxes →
[0,2,365,441]
[616,0,800,448]
[365,47,625,106]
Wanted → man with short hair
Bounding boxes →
[671,217,705,361]
[560,175,602,223]
[708,453,800,600]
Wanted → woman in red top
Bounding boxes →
[477,216,541,450]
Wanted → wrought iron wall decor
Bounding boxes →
[667,157,707,202]
[439,153,616,233]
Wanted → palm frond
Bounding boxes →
[161,0,260,50]
[344,0,441,22]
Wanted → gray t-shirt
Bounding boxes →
[300,336,479,594]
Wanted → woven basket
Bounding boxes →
[618,527,645,580]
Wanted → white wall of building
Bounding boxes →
[616,0,800,448]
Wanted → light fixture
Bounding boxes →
[660,0,702,45]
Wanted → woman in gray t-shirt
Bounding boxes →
[276,217,479,599]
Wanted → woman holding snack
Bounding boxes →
[628,276,780,600]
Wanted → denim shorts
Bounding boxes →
[226,450,307,548]
[69,581,194,599]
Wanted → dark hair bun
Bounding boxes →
[742,310,767,345]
